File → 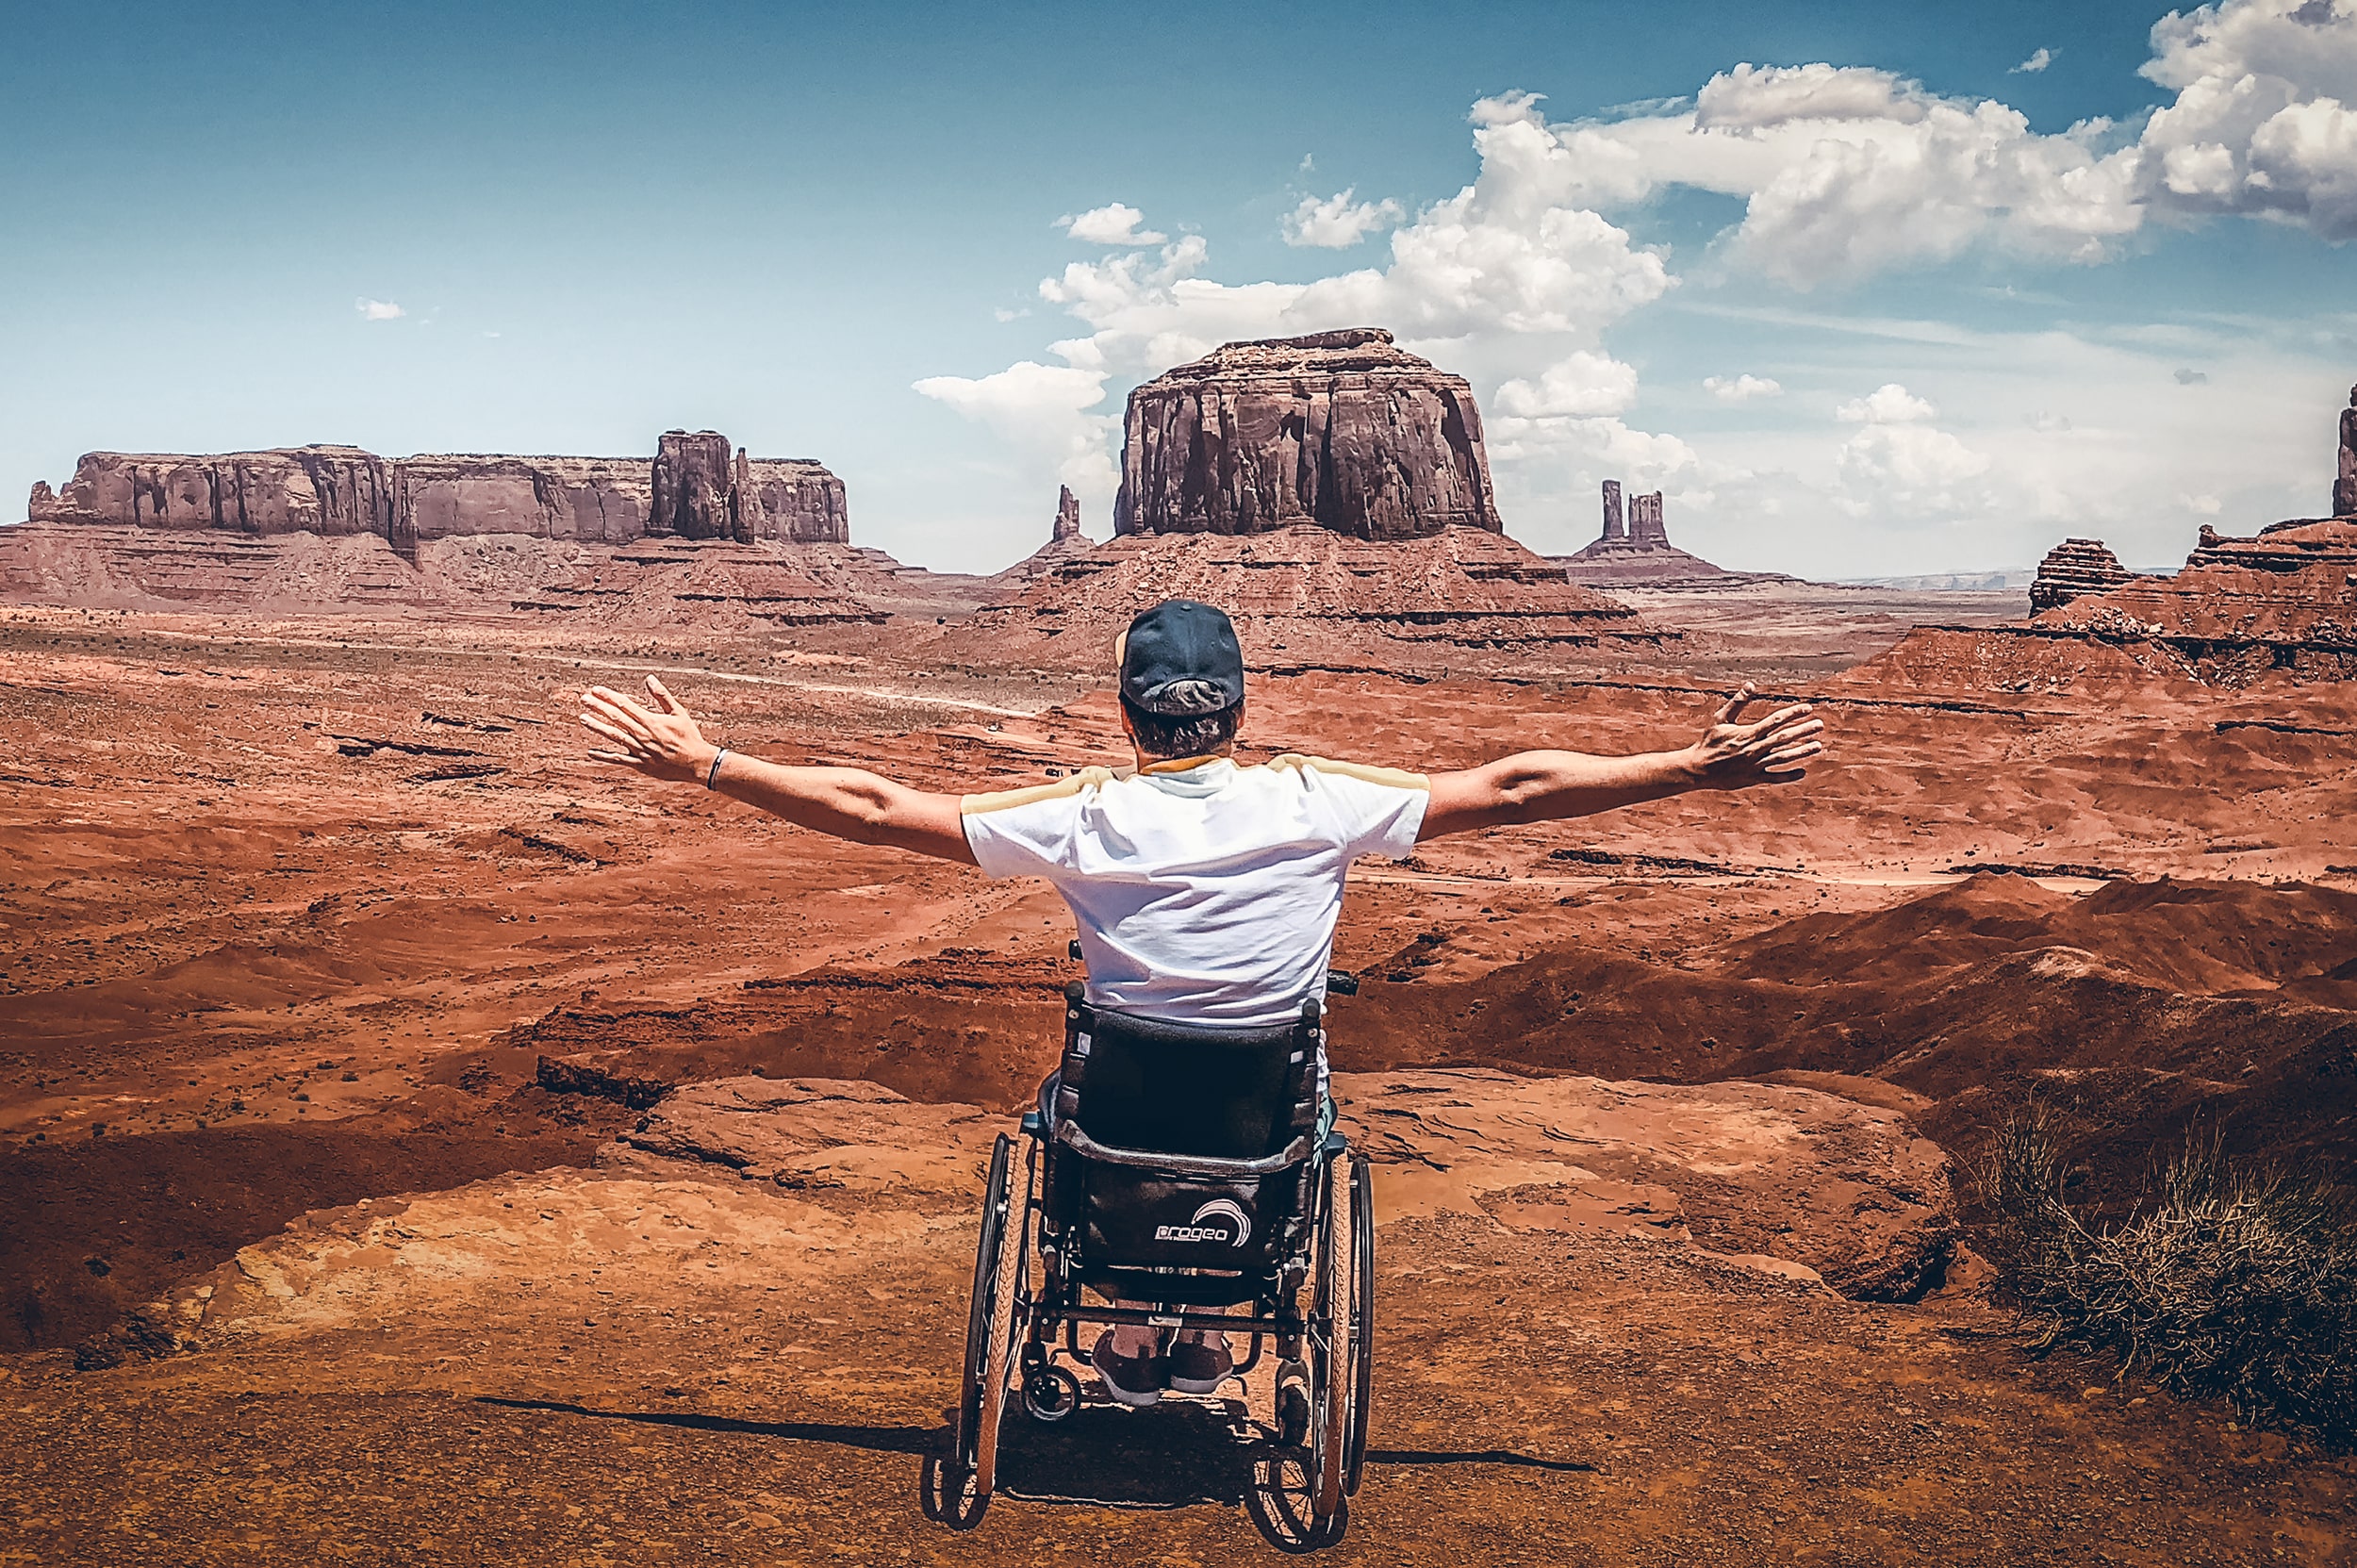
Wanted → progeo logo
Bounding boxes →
[1156,1197,1252,1246]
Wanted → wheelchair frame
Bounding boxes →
[923,982,1376,1548]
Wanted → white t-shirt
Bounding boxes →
[962,754,1429,1028]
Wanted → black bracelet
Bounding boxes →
[706,749,730,789]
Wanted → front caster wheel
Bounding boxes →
[1023,1364,1083,1422]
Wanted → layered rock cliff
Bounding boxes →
[25,430,848,555]
[1114,328,1504,539]
[1860,516,2357,691]
[2027,537,2134,611]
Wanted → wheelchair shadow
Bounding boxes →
[472,1395,937,1456]
[996,1399,1261,1509]
[995,1402,1598,1510]
[478,1393,1593,1515]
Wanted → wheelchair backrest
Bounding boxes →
[1046,987,1325,1285]
[1054,993,1320,1161]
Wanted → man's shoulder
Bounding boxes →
[961,766,1122,817]
[1263,753,1430,792]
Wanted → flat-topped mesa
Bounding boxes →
[2028,537,2134,611]
[25,432,849,553]
[1113,326,1505,540]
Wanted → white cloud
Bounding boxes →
[1836,383,1938,422]
[1026,112,1675,383]
[2013,47,2056,74]
[912,360,1119,499]
[2175,366,2212,384]
[1694,61,1932,128]
[1495,351,1640,417]
[1489,410,1701,495]
[2134,0,2357,239]
[1704,372,1784,402]
[1058,204,1166,247]
[2183,491,2224,513]
[355,298,404,321]
[1282,189,1407,248]
[1442,5,2356,289]
[1824,382,1992,520]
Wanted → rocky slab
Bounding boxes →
[120,1067,1953,1363]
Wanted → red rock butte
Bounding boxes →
[945,330,1666,673]
[1114,327,1503,539]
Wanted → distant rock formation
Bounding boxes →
[25,431,849,557]
[988,485,1105,590]
[2336,384,2355,517]
[2028,537,2134,611]
[1629,489,1668,548]
[1861,390,2357,690]
[0,430,999,625]
[1556,482,1790,589]
[1113,328,1504,540]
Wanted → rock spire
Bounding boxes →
[2336,384,2355,518]
[1557,481,1779,586]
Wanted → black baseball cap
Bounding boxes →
[1117,599,1244,715]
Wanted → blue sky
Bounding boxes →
[4,0,2351,576]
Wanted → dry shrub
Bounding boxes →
[1981,1103,2356,1445]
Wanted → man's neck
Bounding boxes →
[1131,747,1236,774]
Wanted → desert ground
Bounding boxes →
[4,592,2353,1565]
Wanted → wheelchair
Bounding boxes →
[922,975,1375,1546]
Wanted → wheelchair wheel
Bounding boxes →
[1309,1150,1357,1526]
[935,1132,1023,1527]
[1345,1150,1375,1495]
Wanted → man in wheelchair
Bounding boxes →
[580,599,1823,1521]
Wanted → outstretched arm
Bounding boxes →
[578,677,977,866]
[1417,684,1824,841]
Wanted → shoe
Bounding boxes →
[1166,1331,1234,1395]
[1091,1330,1164,1408]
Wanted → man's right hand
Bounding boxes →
[1681,684,1824,789]
[580,676,721,784]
